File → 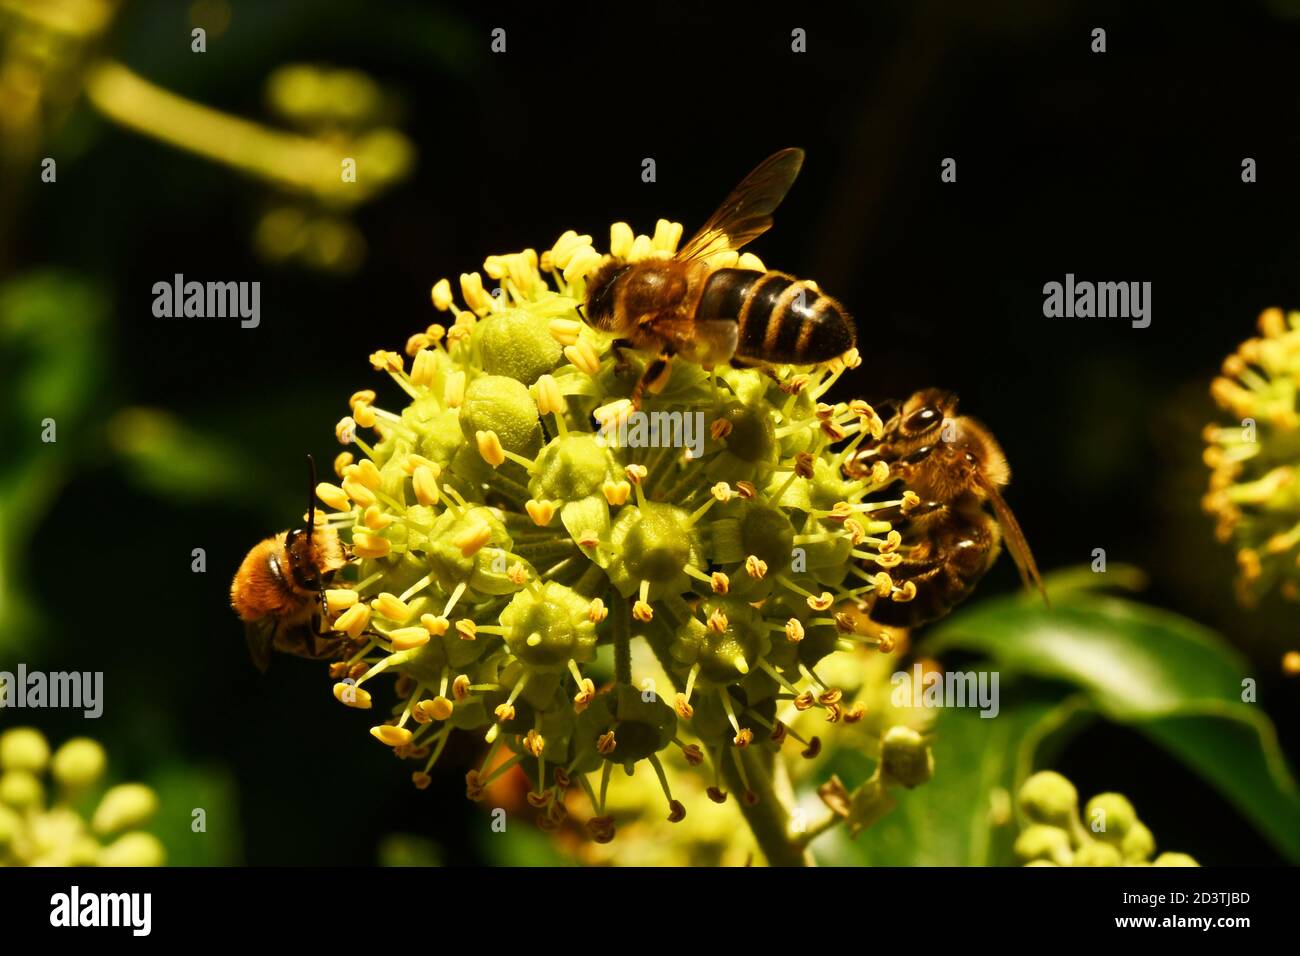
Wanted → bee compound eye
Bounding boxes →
[903,406,940,434]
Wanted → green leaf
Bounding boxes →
[811,699,1056,866]
[922,581,1300,862]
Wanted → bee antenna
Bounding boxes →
[305,454,317,552]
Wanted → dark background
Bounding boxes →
[6,0,1299,864]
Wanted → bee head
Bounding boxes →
[582,259,630,331]
[897,389,959,441]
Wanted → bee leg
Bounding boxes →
[630,352,673,408]
[867,499,946,524]
[610,338,637,377]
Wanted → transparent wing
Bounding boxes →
[982,480,1049,606]
[676,148,805,263]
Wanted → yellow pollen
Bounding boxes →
[609,221,634,258]
[476,430,506,467]
[388,627,429,651]
[711,572,730,594]
[807,591,834,612]
[373,592,411,621]
[406,333,430,357]
[534,374,564,416]
[745,555,768,579]
[494,703,516,723]
[564,339,601,375]
[548,318,582,346]
[707,609,728,634]
[352,403,378,429]
[412,464,440,506]
[507,563,529,586]
[452,675,471,700]
[351,458,381,489]
[454,520,493,556]
[410,348,437,387]
[332,451,354,478]
[594,398,634,431]
[364,505,393,530]
[602,480,631,506]
[333,604,371,639]
[893,581,918,603]
[632,600,654,622]
[734,728,753,748]
[525,499,555,526]
[523,729,545,758]
[403,453,439,476]
[460,272,493,315]
[421,614,449,635]
[625,463,648,485]
[324,589,359,614]
[455,619,477,640]
[349,389,377,410]
[332,682,372,709]
[342,479,377,509]
[352,532,391,559]
[370,725,414,747]
[425,323,446,344]
[445,370,466,408]
[316,482,351,512]
[785,618,805,643]
[431,278,453,311]
[430,697,454,721]
[587,599,608,623]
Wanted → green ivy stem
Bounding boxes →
[722,748,813,867]
[613,594,633,686]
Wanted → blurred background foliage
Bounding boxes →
[0,0,1296,865]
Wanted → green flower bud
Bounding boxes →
[879,725,934,789]
[476,308,563,384]
[846,775,897,837]
[1121,820,1156,863]
[576,685,677,766]
[0,770,43,809]
[458,374,541,456]
[672,598,769,685]
[706,400,778,482]
[96,832,165,867]
[1074,841,1123,867]
[0,727,49,773]
[608,502,700,592]
[1018,770,1079,828]
[1085,792,1137,844]
[51,737,107,789]
[92,783,160,835]
[1014,824,1074,866]
[1152,852,1199,867]
[530,433,618,501]
[499,581,598,671]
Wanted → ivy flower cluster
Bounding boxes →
[0,727,164,866]
[1014,771,1197,867]
[311,219,913,842]
[1203,307,1300,606]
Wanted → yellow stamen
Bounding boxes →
[364,505,393,530]
[371,725,414,747]
[389,627,429,651]
[324,589,358,614]
[333,604,371,639]
[534,374,564,416]
[564,339,601,375]
[453,520,492,557]
[455,619,477,640]
[548,318,582,346]
[352,532,391,559]
[476,430,506,467]
[335,416,356,445]
[412,464,440,506]
[421,614,449,635]
[525,499,555,526]
[745,555,768,579]
[332,682,372,709]
[431,278,454,311]
[602,480,631,506]
[316,482,351,512]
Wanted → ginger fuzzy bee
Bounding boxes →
[583,148,857,404]
[230,456,353,671]
[846,389,1047,627]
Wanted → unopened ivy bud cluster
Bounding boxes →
[1014,771,1197,867]
[0,727,165,866]
[312,219,911,840]
[1203,307,1300,606]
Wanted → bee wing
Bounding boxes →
[981,480,1049,606]
[244,620,275,673]
[676,148,805,263]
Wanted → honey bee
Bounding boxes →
[845,389,1046,626]
[230,456,353,671]
[583,148,857,403]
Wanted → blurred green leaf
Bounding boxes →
[923,577,1300,862]
[811,699,1056,866]
[146,764,243,866]
[106,407,247,502]
[378,833,442,867]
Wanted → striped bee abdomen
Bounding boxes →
[697,269,855,364]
